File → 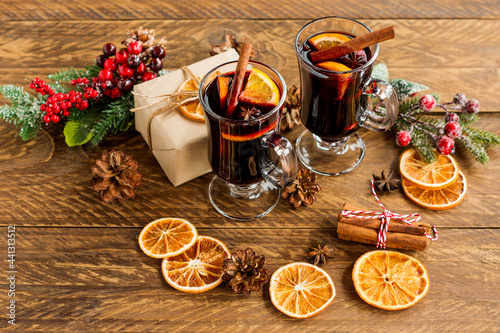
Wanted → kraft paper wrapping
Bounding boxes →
[133,49,239,186]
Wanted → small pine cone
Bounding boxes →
[281,169,321,208]
[222,248,270,296]
[122,26,167,64]
[90,150,142,203]
[281,85,302,131]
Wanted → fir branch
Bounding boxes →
[0,85,44,140]
[89,96,134,147]
[458,135,489,164]
[462,125,500,147]
[48,67,87,82]
[459,112,478,124]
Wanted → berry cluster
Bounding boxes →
[30,78,89,124]
[396,93,480,155]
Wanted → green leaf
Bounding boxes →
[372,63,389,82]
[390,78,429,101]
[63,120,93,147]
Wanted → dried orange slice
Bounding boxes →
[353,250,430,311]
[400,148,459,190]
[315,61,351,73]
[138,218,198,259]
[239,68,280,108]
[217,76,231,111]
[403,171,466,210]
[308,32,350,50]
[220,118,279,142]
[177,76,204,122]
[162,236,231,293]
[269,262,336,319]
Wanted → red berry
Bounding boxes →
[80,100,89,109]
[39,81,46,87]
[150,57,163,72]
[135,63,146,75]
[151,45,166,59]
[96,54,107,67]
[84,92,89,99]
[395,130,411,147]
[127,55,141,69]
[29,82,35,89]
[89,89,99,99]
[110,87,122,99]
[436,136,454,155]
[453,93,467,105]
[64,93,70,100]
[464,99,480,114]
[102,43,117,57]
[444,122,461,139]
[118,65,134,78]
[142,72,157,82]
[33,78,40,84]
[66,102,72,109]
[419,94,436,112]
[43,115,51,123]
[56,93,64,101]
[127,41,142,55]
[63,111,70,117]
[77,77,83,84]
[83,78,89,84]
[98,69,113,82]
[40,104,46,111]
[117,78,134,92]
[104,58,117,71]
[115,50,129,64]
[51,114,60,123]
[445,112,459,123]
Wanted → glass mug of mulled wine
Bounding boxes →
[295,16,398,176]
[199,60,298,220]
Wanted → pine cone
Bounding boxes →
[281,85,302,131]
[281,169,321,208]
[90,150,142,203]
[210,33,258,58]
[122,26,167,64]
[222,248,270,296]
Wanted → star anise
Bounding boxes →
[236,106,261,120]
[373,170,402,192]
[210,33,258,58]
[343,50,368,69]
[306,241,335,266]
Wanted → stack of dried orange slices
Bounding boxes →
[138,218,231,293]
[399,149,467,210]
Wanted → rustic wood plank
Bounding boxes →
[1,226,498,331]
[0,114,498,229]
[0,0,498,21]
[0,19,499,111]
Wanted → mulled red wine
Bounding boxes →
[298,31,373,141]
[202,71,281,185]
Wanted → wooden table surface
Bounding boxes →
[1,1,499,332]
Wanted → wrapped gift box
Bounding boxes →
[133,49,239,186]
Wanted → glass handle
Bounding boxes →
[261,132,298,188]
[359,77,399,132]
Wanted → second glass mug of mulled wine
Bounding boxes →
[295,16,398,176]
[199,60,298,220]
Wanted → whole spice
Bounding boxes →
[281,169,321,208]
[372,170,401,192]
[221,248,270,296]
[210,33,258,58]
[306,241,335,266]
[90,150,142,203]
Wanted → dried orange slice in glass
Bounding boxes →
[138,218,198,259]
[400,148,459,190]
[308,32,351,50]
[177,77,204,122]
[315,61,351,73]
[239,68,280,108]
[403,171,467,210]
[352,250,430,311]
[269,262,336,319]
[162,236,231,293]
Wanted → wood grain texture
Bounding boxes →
[0,226,498,332]
[0,0,498,21]
[0,116,498,229]
[0,19,498,111]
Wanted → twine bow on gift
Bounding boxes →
[130,66,200,148]
[339,180,438,249]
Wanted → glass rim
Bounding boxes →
[294,16,380,75]
[198,60,287,124]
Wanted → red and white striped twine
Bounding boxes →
[339,180,438,249]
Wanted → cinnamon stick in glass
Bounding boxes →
[311,26,395,64]
[226,42,252,118]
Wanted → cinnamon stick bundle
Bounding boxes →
[337,203,431,251]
